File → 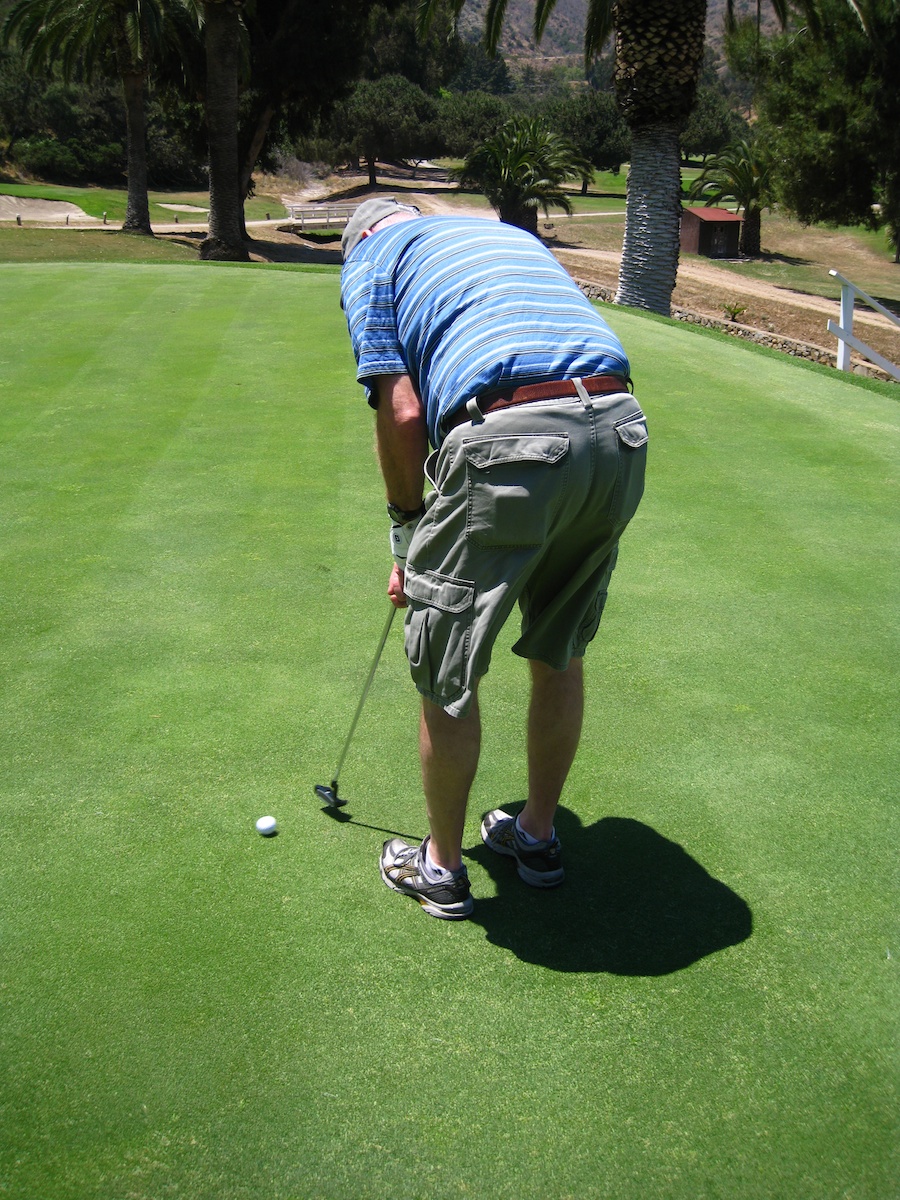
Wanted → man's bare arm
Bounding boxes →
[373,373,428,607]
[373,373,428,512]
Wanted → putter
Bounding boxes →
[315,604,397,808]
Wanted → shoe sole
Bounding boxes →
[480,816,565,889]
[379,862,473,920]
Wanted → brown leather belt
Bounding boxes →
[445,374,631,433]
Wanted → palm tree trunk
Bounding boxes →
[120,69,152,235]
[615,123,683,316]
[112,13,151,237]
[201,0,249,262]
[740,207,762,256]
[499,203,538,235]
[237,102,276,240]
[239,103,276,207]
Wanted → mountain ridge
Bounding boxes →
[458,0,774,64]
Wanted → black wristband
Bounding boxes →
[387,501,426,524]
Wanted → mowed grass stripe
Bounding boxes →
[0,266,380,825]
[0,265,897,1200]
[607,313,897,885]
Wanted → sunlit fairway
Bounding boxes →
[0,260,896,1199]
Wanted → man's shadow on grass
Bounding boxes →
[467,807,752,975]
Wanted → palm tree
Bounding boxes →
[687,138,770,256]
[197,0,249,260]
[2,0,182,235]
[603,0,708,313]
[453,115,592,235]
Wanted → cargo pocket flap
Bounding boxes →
[404,568,475,613]
[464,433,569,470]
[615,414,648,449]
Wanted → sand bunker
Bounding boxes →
[0,194,96,222]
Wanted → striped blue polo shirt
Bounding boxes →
[340,215,630,448]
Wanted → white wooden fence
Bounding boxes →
[285,204,357,231]
[827,269,900,381]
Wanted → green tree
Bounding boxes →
[1,0,186,233]
[145,84,206,186]
[731,0,900,260]
[436,88,512,158]
[680,83,748,163]
[0,43,44,159]
[513,61,574,101]
[336,73,439,187]
[448,38,513,95]
[364,0,462,94]
[453,114,592,235]
[13,75,126,182]
[544,87,630,190]
[687,137,770,255]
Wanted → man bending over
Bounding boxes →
[340,198,648,919]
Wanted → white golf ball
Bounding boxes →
[256,815,278,836]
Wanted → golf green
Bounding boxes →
[0,263,897,1199]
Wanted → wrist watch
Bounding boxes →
[387,501,426,524]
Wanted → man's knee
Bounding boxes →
[529,657,583,683]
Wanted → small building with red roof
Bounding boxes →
[680,206,743,258]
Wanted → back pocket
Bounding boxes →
[463,433,570,549]
[610,410,648,525]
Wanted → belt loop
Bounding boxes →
[572,377,592,408]
[466,396,485,424]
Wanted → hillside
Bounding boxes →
[457,0,780,65]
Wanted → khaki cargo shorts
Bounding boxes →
[403,387,648,717]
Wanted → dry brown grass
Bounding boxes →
[550,210,900,366]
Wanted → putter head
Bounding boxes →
[315,781,346,809]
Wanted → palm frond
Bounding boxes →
[533,0,557,42]
[416,0,466,38]
[1,0,181,77]
[484,0,510,55]
[581,0,615,61]
[454,115,591,223]
[687,138,770,218]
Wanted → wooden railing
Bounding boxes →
[284,204,357,231]
[827,269,900,381]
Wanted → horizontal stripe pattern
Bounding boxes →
[341,216,630,446]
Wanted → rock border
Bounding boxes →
[575,278,894,383]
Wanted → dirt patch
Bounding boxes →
[555,246,900,369]
[243,226,342,266]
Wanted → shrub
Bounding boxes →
[16,137,82,181]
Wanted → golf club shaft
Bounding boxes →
[332,604,397,783]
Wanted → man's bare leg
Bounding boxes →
[519,658,584,842]
[420,687,481,872]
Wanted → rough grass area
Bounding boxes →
[702,213,900,307]
[0,264,897,1199]
[0,227,200,263]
